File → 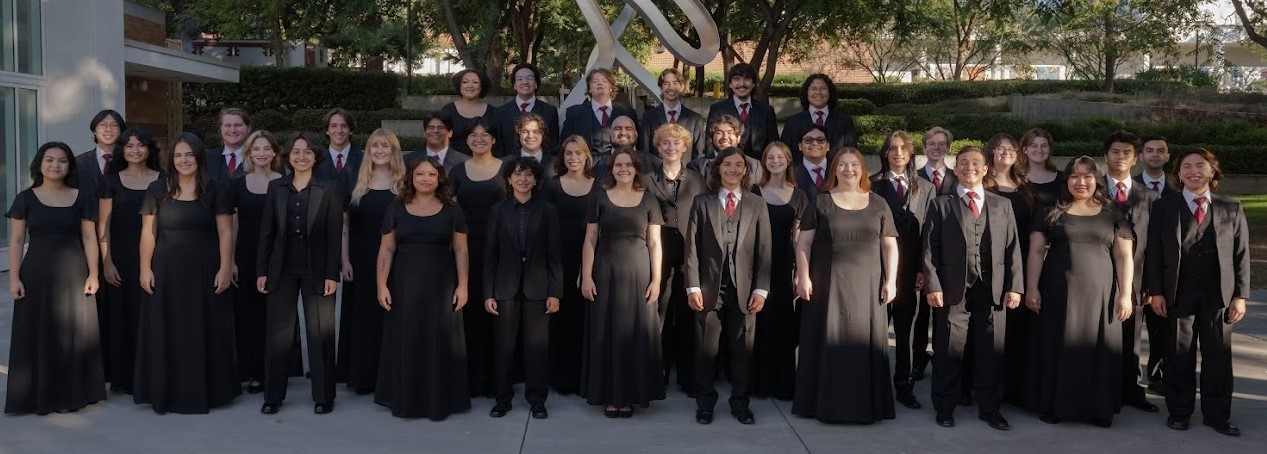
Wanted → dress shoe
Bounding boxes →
[246,382,264,394]
[733,409,755,425]
[314,402,334,414]
[530,404,548,419]
[978,412,1010,431]
[1204,420,1240,437]
[935,413,955,427]
[895,388,922,409]
[1124,397,1159,413]
[260,401,281,414]
[489,403,511,418]
[1090,418,1113,428]
[696,409,714,424]
[1039,413,1061,424]
[604,406,620,418]
[1166,416,1190,431]
[618,407,634,419]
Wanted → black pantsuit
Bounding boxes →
[264,273,337,404]
[932,284,1008,414]
[492,299,551,405]
[871,172,936,389]
[1166,307,1234,422]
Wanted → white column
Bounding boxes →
[41,0,126,154]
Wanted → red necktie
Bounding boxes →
[725,192,736,217]
[336,153,344,173]
[226,153,236,176]
[739,103,749,122]
[814,111,825,126]
[1115,181,1127,209]
[521,102,529,113]
[932,169,942,190]
[966,191,981,219]
[1194,196,1207,225]
[101,153,111,174]
[895,176,906,200]
[813,167,824,190]
[599,106,609,126]
[668,110,677,124]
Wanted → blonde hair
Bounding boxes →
[350,128,406,205]
[653,123,692,150]
[242,130,281,173]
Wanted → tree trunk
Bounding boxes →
[1103,11,1116,93]
[441,0,477,70]
[273,16,286,67]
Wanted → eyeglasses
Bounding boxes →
[97,122,121,130]
[802,137,827,144]
[994,147,1017,155]
[469,132,492,140]
[425,125,449,131]
[515,75,536,82]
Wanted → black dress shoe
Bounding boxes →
[489,403,511,418]
[1124,398,1159,413]
[261,401,281,414]
[733,409,755,425]
[246,382,264,394]
[618,407,634,419]
[979,412,1010,431]
[1204,420,1241,437]
[935,414,955,427]
[604,407,620,418]
[1090,418,1113,428]
[1039,413,1062,424]
[696,409,714,425]
[314,403,334,414]
[895,390,922,409]
[530,404,548,419]
[1166,416,1190,431]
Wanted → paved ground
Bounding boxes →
[1,277,1264,453]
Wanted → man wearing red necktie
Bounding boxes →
[494,63,559,158]
[706,63,777,161]
[641,68,707,161]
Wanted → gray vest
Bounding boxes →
[959,196,991,287]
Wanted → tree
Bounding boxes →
[907,0,1031,81]
[1232,0,1267,52]
[183,0,331,66]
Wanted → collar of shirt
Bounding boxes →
[956,184,985,200]
[329,145,350,164]
[1107,175,1132,196]
[516,96,536,111]
[803,159,825,175]
[426,146,449,159]
[925,164,946,178]
[1141,172,1165,188]
[809,106,830,119]
[521,149,544,160]
[592,100,613,118]
[223,146,243,163]
[663,102,680,118]
[733,96,752,111]
[1182,187,1209,213]
[718,188,742,205]
[96,147,112,171]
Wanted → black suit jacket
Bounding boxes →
[792,162,826,200]
[560,100,637,147]
[917,166,959,196]
[779,110,857,162]
[493,99,561,158]
[684,191,773,313]
[642,166,707,233]
[405,149,470,174]
[707,98,778,160]
[315,146,364,198]
[206,146,246,184]
[1133,173,1177,197]
[257,176,345,292]
[1110,180,1161,296]
[871,172,936,248]
[641,104,708,161]
[483,198,564,301]
[75,150,104,200]
[1144,192,1250,307]
[922,191,1024,306]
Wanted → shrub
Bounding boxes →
[1135,65,1218,88]
[838,98,877,115]
[252,109,293,132]
[853,115,907,136]
[184,66,400,116]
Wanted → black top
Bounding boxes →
[283,184,312,274]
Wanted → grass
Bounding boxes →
[1237,195,1267,290]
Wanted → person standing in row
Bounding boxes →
[543,136,597,394]
[515,113,557,176]
[1136,135,1173,395]
[562,68,637,160]
[407,112,470,173]
[207,107,250,183]
[79,110,124,386]
[922,146,1023,430]
[441,69,494,157]
[317,108,363,196]
[257,132,345,415]
[641,68,707,161]
[917,127,956,196]
[793,125,830,200]
[1020,128,1062,210]
[1146,148,1249,437]
[707,63,777,160]
[375,156,472,420]
[134,133,239,414]
[687,116,763,186]
[5,142,104,415]
[494,63,559,158]
[780,74,856,163]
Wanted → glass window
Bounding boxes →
[1,0,13,72]
[0,86,13,249]
[1,0,40,75]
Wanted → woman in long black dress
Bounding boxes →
[135,133,239,414]
[793,148,899,424]
[441,69,494,156]
[751,142,808,401]
[580,148,665,417]
[1026,156,1134,427]
[543,135,596,393]
[5,142,104,415]
[449,119,506,397]
[98,129,161,394]
[1020,128,1063,210]
[337,129,405,395]
[375,156,472,420]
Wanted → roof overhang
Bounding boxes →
[124,39,239,83]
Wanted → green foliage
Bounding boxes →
[183,66,400,115]
[764,80,1187,105]
[853,115,908,136]
[837,99,878,116]
[1135,65,1218,88]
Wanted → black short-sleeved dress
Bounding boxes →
[133,180,240,414]
[449,161,505,397]
[375,201,472,420]
[578,189,666,407]
[1035,208,1131,421]
[440,102,493,157]
[997,188,1040,409]
[792,193,897,423]
[543,177,594,393]
[751,187,809,400]
[4,189,106,415]
[337,189,395,389]
[231,177,302,384]
[1029,171,1064,211]
[99,173,151,391]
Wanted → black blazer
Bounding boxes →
[75,150,103,200]
[257,176,345,292]
[642,166,707,233]
[684,191,773,313]
[792,162,824,200]
[560,100,637,148]
[779,110,857,162]
[493,99,560,158]
[315,146,364,197]
[483,198,564,301]
[917,166,959,196]
[1110,180,1161,296]
[641,104,708,161]
[405,149,470,174]
[706,98,778,160]
[922,191,1024,306]
[206,146,246,184]
[1133,173,1177,196]
[1144,192,1250,307]
[871,171,936,247]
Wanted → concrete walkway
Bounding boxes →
[1,279,1264,453]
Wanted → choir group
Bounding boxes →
[4,64,1249,438]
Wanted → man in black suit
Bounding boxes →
[513,113,557,178]
[922,146,1023,430]
[641,68,707,161]
[684,147,772,426]
[561,68,637,150]
[1136,136,1176,195]
[1134,135,1173,393]
[77,110,127,200]
[1102,131,1163,415]
[494,63,560,158]
[687,115,763,186]
[779,73,856,162]
[1145,148,1249,437]
[791,124,830,200]
[315,108,363,195]
[706,63,777,161]
[917,127,958,196]
[405,112,470,173]
[594,115,660,180]
[206,107,250,183]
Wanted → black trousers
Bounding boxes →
[1164,306,1233,423]
[890,284,931,384]
[494,298,550,406]
[1144,309,1169,380]
[264,273,337,404]
[659,230,695,391]
[693,282,755,412]
[1121,306,1149,402]
[931,284,1007,416]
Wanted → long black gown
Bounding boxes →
[1035,208,1130,421]
[4,189,106,415]
[579,189,666,407]
[375,201,471,420]
[792,193,897,423]
[99,173,149,392]
[337,189,394,390]
[449,161,505,397]
[133,180,240,414]
[751,187,809,400]
[440,102,493,156]
[542,177,593,393]
[1029,171,1064,211]
[998,188,1040,409]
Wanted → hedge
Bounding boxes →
[767,80,1189,106]
[183,66,400,115]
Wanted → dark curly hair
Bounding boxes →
[400,156,454,205]
[106,128,162,174]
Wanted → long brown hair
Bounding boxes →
[1170,148,1224,190]
[984,133,1034,206]
[163,132,211,204]
[602,147,645,190]
[399,156,454,205]
[1020,128,1058,173]
[825,147,870,192]
[556,135,595,178]
[759,141,796,187]
[1045,156,1110,224]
